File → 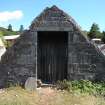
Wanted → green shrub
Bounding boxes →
[57,80,105,96]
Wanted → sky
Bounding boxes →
[0,0,105,31]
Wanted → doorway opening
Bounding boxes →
[38,31,68,83]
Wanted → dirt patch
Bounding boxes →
[37,87,57,105]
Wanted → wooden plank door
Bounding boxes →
[38,32,68,83]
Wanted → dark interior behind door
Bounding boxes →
[38,31,68,83]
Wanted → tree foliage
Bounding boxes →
[102,31,105,43]
[19,25,24,33]
[88,23,102,39]
[8,24,12,31]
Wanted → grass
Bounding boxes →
[0,86,104,105]
[0,87,39,105]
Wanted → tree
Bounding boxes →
[102,31,105,43]
[8,24,12,31]
[88,23,102,39]
[19,25,24,33]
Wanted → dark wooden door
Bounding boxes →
[38,32,68,83]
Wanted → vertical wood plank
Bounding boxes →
[38,31,68,83]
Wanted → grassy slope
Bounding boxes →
[0,87,104,105]
[0,27,19,36]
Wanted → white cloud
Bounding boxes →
[0,10,23,22]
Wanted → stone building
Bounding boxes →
[0,6,105,87]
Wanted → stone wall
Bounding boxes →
[0,30,37,87]
[68,31,105,81]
